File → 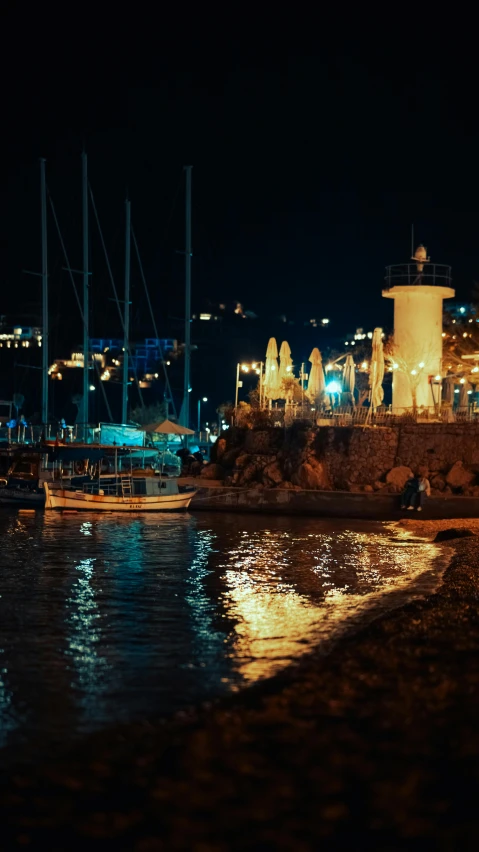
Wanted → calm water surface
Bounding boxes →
[0,509,448,764]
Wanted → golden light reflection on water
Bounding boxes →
[0,511,450,761]
[219,527,445,684]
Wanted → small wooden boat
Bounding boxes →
[44,475,195,512]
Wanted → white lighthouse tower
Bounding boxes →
[382,246,455,411]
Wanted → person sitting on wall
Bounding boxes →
[415,472,431,511]
[401,475,419,511]
[401,472,431,511]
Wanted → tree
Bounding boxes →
[442,302,479,384]
[384,337,439,414]
[279,376,303,404]
[130,402,167,426]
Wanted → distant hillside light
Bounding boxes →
[89,385,95,391]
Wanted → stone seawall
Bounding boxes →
[203,423,479,495]
[190,485,479,519]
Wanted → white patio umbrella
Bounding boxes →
[369,328,385,410]
[307,348,326,405]
[264,337,281,399]
[442,375,455,405]
[458,381,471,410]
[278,340,294,382]
[343,353,356,404]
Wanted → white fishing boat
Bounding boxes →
[44,475,195,512]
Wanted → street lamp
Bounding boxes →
[235,362,263,409]
[197,397,208,432]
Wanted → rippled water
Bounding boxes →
[0,509,448,765]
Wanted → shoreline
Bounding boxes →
[186,480,479,520]
[1,519,479,847]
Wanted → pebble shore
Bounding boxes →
[1,520,479,850]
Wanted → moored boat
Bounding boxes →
[44,476,195,512]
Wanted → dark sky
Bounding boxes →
[1,13,478,347]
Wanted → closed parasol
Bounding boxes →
[442,375,455,405]
[264,337,281,399]
[369,328,385,410]
[307,348,326,405]
[278,340,294,382]
[343,353,356,404]
[458,381,471,410]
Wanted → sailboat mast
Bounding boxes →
[82,151,89,434]
[122,199,131,424]
[40,158,48,431]
[182,165,192,427]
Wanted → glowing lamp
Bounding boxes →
[326,381,341,394]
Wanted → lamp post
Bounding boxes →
[235,362,263,410]
[235,363,241,409]
[197,397,207,433]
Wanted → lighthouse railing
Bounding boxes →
[384,263,452,288]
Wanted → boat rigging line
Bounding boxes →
[131,225,177,420]
[88,184,145,412]
[47,189,114,423]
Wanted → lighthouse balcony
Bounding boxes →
[384,263,452,289]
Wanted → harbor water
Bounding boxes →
[0,509,449,766]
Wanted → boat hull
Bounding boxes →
[44,482,194,512]
[0,488,45,507]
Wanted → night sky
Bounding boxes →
[1,14,478,360]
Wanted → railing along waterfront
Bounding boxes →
[233,405,479,429]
